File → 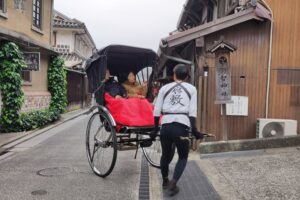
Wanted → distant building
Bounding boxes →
[0,0,56,112]
[52,10,97,69]
[52,10,97,110]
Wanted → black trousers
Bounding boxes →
[160,122,190,181]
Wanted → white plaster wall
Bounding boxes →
[75,35,94,59]
[56,30,75,52]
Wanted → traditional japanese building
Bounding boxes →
[157,0,300,140]
[52,10,97,110]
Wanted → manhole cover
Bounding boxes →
[37,167,73,177]
[31,190,47,196]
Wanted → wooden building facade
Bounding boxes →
[157,0,300,140]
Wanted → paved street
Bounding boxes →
[149,147,300,200]
[198,148,300,200]
[0,114,141,200]
[1,113,300,200]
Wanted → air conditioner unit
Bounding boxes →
[256,118,298,138]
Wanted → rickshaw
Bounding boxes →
[85,45,162,177]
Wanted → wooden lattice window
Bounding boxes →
[277,69,300,85]
[32,0,42,29]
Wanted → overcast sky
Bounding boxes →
[54,0,186,51]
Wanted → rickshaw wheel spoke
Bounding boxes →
[86,112,117,177]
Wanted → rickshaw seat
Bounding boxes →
[104,93,155,127]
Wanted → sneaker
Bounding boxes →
[162,178,169,190]
[168,180,179,196]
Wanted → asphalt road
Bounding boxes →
[0,114,142,200]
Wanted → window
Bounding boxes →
[14,0,25,10]
[53,31,57,46]
[21,71,31,83]
[0,0,3,11]
[207,1,214,22]
[0,0,7,14]
[225,0,239,15]
[218,0,239,18]
[32,0,42,29]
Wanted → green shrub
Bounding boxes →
[19,109,60,131]
[48,56,67,114]
[0,41,67,133]
[0,42,26,132]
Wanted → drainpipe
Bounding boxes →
[50,0,54,45]
[261,0,274,118]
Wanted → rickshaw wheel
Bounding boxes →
[86,112,117,177]
[141,135,162,168]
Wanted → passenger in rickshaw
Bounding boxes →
[102,69,127,99]
[122,71,147,99]
[104,70,154,128]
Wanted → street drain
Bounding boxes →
[37,167,73,177]
[139,156,150,200]
[31,190,47,196]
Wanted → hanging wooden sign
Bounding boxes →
[215,55,232,104]
[23,52,40,71]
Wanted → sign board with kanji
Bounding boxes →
[208,39,237,141]
[23,52,40,71]
[215,55,232,104]
[208,40,236,104]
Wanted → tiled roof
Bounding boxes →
[53,19,84,28]
[60,52,84,62]
[53,10,84,29]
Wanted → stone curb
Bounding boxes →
[0,108,90,150]
[199,135,300,154]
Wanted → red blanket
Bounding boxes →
[105,93,154,127]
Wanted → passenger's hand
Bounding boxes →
[115,95,123,99]
[142,81,148,86]
[137,95,145,98]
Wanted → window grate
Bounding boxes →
[32,0,42,29]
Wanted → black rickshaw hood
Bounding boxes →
[85,45,158,103]
[86,44,157,75]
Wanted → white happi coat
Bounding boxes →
[154,81,197,128]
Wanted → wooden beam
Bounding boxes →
[165,8,263,48]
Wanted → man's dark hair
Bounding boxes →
[173,64,189,80]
